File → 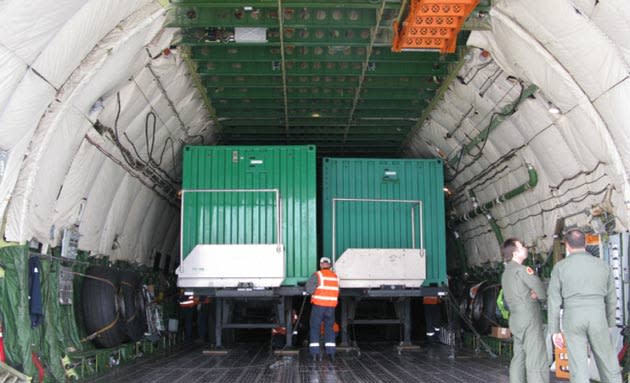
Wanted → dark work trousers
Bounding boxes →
[181,306,194,342]
[198,303,210,342]
[309,305,336,356]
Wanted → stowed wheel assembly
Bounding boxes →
[81,266,147,348]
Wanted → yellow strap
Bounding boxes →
[80,312,119,343]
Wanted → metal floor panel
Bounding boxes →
[92,343,560,383]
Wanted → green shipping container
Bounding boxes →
[179,145,317,287]
[322,157,447,287]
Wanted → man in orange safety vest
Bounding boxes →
[305,257,339,362]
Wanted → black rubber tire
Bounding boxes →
[470,281,487,325]
[471,284,500,335]
[120,271,147,342]
[458,296,469,321]
[81,266,126,348]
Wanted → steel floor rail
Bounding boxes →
[92,342,561,382]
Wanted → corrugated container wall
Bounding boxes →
[181,146,317,286]
[322,158,447,286]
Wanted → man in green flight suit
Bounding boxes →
[548,229,621,383]
[501,237,549,383]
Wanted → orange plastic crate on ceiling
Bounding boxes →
[392,0,480,54]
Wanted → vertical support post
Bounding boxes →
[403,298,412,346]
[332,199,337,264]
[340,297,349,347]
[348,298,358,346]
[411,205,416,249]
[419,201,424,250]
[222,299,232,346]
[275,189,282,250]
[179,191,185,272]
[215,298,223,348]
[276,297,285,341]
[208,299,217,345]
[285,296,293,348]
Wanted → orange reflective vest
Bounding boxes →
[179,295,198,308]
[311,269,339,307]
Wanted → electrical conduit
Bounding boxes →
[450,164,538,229]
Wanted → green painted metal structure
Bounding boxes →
[322,157,447,286]
[168,0,491,157]
[181,145,317,285]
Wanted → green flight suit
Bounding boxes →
[501,261,549,383]
[548,251,621,383]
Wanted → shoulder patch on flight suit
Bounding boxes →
[526,266,534,275]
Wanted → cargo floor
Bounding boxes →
[92,343,560,382]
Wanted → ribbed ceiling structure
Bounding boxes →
[168,0,491,156]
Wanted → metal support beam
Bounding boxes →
[277,297,285,333]
[342,0,387,144]
[214,289,275,298]
[212,297,290,348]
[403,297,412,345]
[340,297,349,347]
[339,296,415,347]
[222,323,279,329]
[181,46,222,141]
[213,99,423,110]
[351,319,403,325]
[198,63,448,76]
[171,1,401,9]
[184,39,394,48]
[215,298,223,348]
[339,297,358,347]
[285,296,294,348]
[192,46,458,64]
[393,298,413,346]
[205,87,433,100]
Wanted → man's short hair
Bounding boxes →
[565,229,586,248]
[501,237,520,262]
